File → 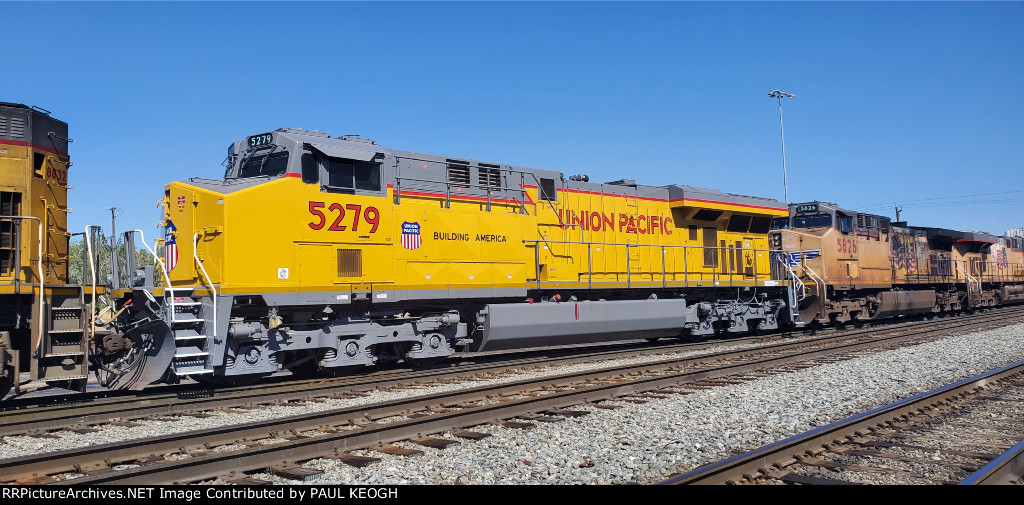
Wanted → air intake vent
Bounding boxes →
[479,164,501,188]
[0,116,7,138]
[337,249,362,277]
[9,118,25,140]
[446,160,470,187]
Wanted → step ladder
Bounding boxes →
[956,265,982,308]
[36,289,89,392]
[166,287,214,378]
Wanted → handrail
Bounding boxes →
[778,255,806,301]
[522,239,783,288]
[4,216,45,356]
[390,164,584,241]
[802,263,825,292]
[392,157,527,212]
[392,173,524,208]
[955,264,980,294]
[84,225,101,342]
[521,172,585,243]
[777,255,805,323]
[123,229,177,324]
[193,233,217,339]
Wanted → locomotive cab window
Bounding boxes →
[238,149,290,178]
[749,217,772,234]
[726,215,751,233]
[322,156,381,193]
[300,151,319,184]
[792,213,832,229]
[837,214,854,234]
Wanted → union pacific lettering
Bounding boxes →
[557,209,673,235]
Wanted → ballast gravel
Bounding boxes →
[3,321,1023,485]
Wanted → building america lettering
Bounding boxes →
[434,232,508,242]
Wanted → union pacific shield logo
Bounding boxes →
[401,221,421,250]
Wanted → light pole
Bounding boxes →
[768,89,795,205]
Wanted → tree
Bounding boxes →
[68,233,162,288]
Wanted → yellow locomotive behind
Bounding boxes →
[0,102,89,397]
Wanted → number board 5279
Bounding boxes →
[247,133,274,148]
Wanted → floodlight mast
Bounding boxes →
[768,89,795,206]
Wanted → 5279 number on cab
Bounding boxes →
[308,201,380,233]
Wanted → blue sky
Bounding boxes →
[3,1,1022,240]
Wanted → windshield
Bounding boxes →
[792,213,832,229]
[237,149,289,178]
[770,217,789,230]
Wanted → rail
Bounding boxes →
[523,239,781,290]
[777,255,805,300]
[192,233,218,339]
[800,263,826,297]
[955,264,981,304]
[392,156,527,212]
[83,225,103,344]
[123,229,178,323]
[894,258,1024,285]
[2,216,45,358]
[392,162,585,242]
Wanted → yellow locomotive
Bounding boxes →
[98,127,794,386]
[771,201,1024,325]
[0,102,89,397]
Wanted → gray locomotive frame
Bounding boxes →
[120,127,796,383]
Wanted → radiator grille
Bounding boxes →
[337,249,362,277]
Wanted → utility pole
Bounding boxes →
[894,204,902,223]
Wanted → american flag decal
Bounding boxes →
[164,219,179,272]
[401,221,421,250]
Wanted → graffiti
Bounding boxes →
[891,232,918,275]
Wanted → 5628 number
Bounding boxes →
[308,202,380,233]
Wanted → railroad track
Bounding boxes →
[0,335,772,437]
[659,360,1024,485]
[3,307,1020,484]
[2,307,1018,440]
